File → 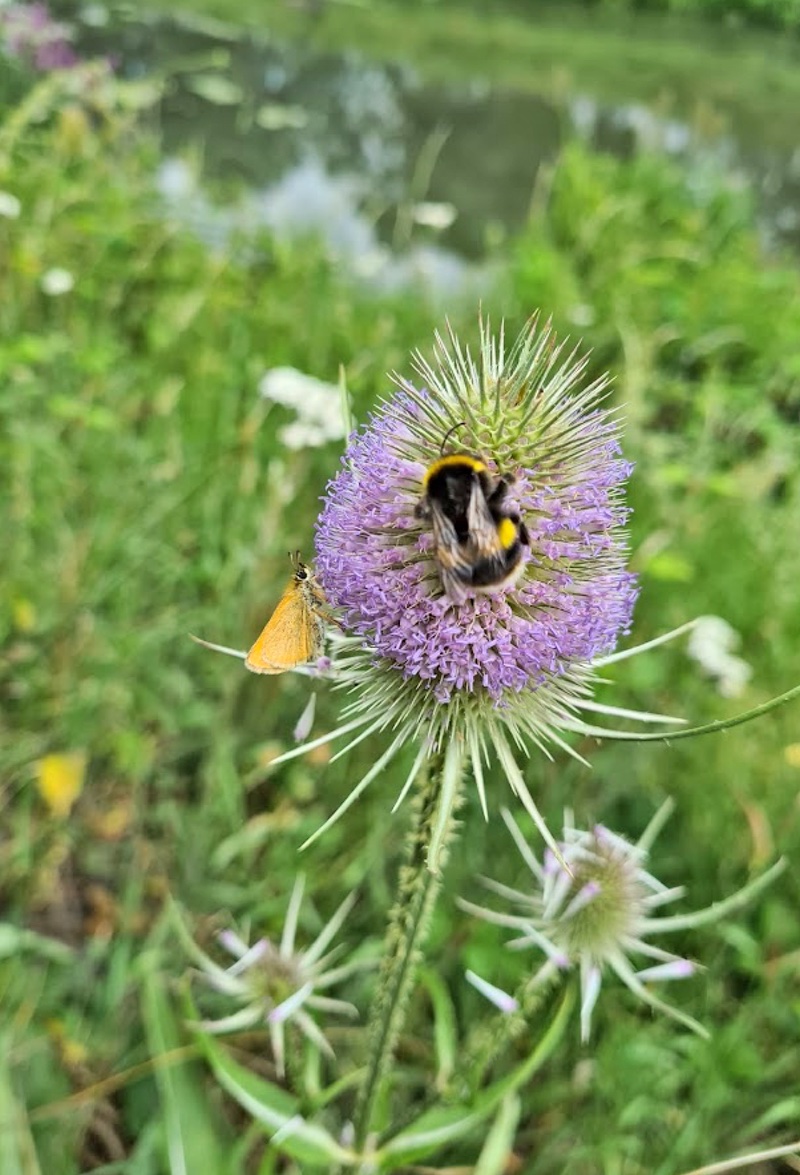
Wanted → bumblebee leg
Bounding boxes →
[486,478,510,508]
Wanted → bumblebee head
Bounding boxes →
[421,451,487,491]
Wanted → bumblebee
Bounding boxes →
[416,449,530,603]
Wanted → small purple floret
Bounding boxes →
[637,959,695,982]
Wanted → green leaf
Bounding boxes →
[193,1029,353,1169]
[417,967,458,1088]
[255,103,309,131]
[474,1094,521,1175]
[0,1040,42,1175]
[378,1102,493,1169]
[185,74,244,106]
[309,1066,364,1112]
[378,987,573,1168]
[642,551,695,582]
[0,925,73,963]
[140,968,232,1175]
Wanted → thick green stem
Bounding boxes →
[353,748,463,1149]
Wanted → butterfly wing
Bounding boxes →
[245,577,319,674]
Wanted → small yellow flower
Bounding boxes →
[56,104,91,157]
[46,1021,89,1068]
[784,743,800,769]
[35,752,87,818]
[12,597,36,632]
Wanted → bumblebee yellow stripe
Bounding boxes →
[496,517,518,549]
[422,453,487,487]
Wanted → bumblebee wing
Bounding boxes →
[466,482,504,558]
[245,580,317,674]
[426,506,475,603]
[437,566,470,604]
[429,506,474,575]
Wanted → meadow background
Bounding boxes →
[2,0,800,1171]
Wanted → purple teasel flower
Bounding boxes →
[269,317,687,864]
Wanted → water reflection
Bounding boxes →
[156,152,484,295]
[75,9,800,286]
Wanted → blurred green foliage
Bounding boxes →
[1,41,799,1175]
[413,0,800,35]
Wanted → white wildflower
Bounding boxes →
[411,201,457,230]
[41,267,75,296]
[0,191,21,219]
[687,615,752,698]
[259,367,347,450]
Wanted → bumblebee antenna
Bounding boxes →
[440,421,468,454]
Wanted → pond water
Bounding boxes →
[74,8,800,291]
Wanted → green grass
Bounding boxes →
[383,0,800,35]
[1,57,799,1175]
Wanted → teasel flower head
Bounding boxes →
[276,316,676,861]
[462,804,786,1040]
[176,877,361,1077]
